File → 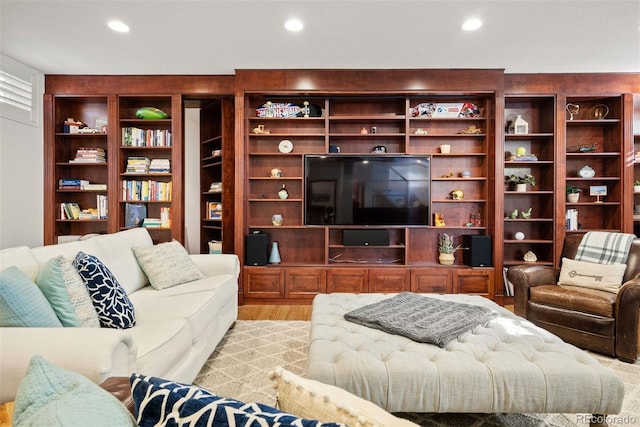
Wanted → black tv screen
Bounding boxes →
[305,155,431,225]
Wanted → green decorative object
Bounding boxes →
[135,107,170,120]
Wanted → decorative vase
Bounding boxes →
[269,242,281,264]
[567,193,580,203]
[515,183,527,192]
[278,184,289,199]
[271,214,284,226]
[438,253,455,265]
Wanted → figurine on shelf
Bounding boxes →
[523,251,538,262]
[509,209,519,219]
[414,128,428,135]
[252,124,270,134]
[458,125,481,134]
[434,212,445,227]
[520,208,532,219]
[450,190,464,200]
[270,168,282,178]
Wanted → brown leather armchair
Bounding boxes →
[508,234,640,363]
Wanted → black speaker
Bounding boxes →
[462,235,492,267]
[245,233,269,266]
[343,229,389,246]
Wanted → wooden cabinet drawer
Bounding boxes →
[452,268,494,295]
[410,268,452,293]
[368,268,410,293]
[244,267,285,298]
[285,268,326,299]
[327,269,368,293]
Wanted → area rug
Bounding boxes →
[194,320,640,427]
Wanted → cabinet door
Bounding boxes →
[285,268,326,299]
[368,268,410,293]
[244,267,285,298]
[327,269,368,293]
[410,268,452,293]
[452,268,494,296]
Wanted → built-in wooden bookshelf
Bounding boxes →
[199,98,235,254]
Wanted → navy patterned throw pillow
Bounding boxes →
[130,374,347,427]
[73,252,136,329]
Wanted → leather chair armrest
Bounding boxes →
[507,265,559,317]
[100,377,134,416]
[615,277,640,362]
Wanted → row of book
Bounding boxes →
[566,208,579,231]
[60,195,107,220]
[125,157,171,174]
[122,127,172,147]
[58,179,107,191]
[122,180,172,201]
[70,147,106,163]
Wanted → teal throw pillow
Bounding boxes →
[12,356,136,426]
[36,256,81,327]
[0,266,62,327]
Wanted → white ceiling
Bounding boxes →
[1,0,639,76]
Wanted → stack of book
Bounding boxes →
[125,157,150,174]
[70,147,106,163]
[208,182,222,193]
[58,179,106,191]
[142,208,170,228]
[149,158,170,173]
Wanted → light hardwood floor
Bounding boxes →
[238,304,514,320]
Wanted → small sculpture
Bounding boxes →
[270,168,282,178]
[414,128,428,135]
[520,208,532,219]
[458,125,482,134]
[509,209,518,219]
[253,124,270,134]
[523,251,537,262]
[434,212,445,227]
[450,190,464,200]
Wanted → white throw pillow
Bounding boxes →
[132,240,205,290]
[60,257,100,328]
[558,257,627,293]
[270,367,419,427]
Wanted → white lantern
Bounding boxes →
[513,115,529,134]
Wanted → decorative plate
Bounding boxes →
[278,140,293,154]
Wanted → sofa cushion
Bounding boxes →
[271,367,419,427]
[129,319,193,376]
[132,240,205,290]
[530,284,617,318]
[0,246,39,281]
[36,256,81,327]
[129,374,346,427]
[12,356,135,426]
[130,288,220,344]
[60,257,101,327]
[94,227,153,295]
[73,252,136,329]
[0,266,62,327]
[559,257,627,293]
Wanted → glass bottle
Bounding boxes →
[269,241,281,264]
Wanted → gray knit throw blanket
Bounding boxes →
[344,292,497,347]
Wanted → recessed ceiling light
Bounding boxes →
[284,19,303,32]
[108,20,130,33]
[462,18,482,31]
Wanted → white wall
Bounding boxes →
[184,108,200,254]
[0,78,44,249]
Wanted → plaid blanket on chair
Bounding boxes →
[575,231,636,264]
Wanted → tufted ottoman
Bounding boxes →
[306,293,624,415]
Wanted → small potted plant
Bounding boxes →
[506,173,536,192]
[438,233,462,265]
[634,180,640,193]
[566,185,582,203]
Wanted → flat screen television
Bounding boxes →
[305,155,431,226]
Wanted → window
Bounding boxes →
[0,55,42,127]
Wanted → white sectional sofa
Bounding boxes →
[0,228,240,403]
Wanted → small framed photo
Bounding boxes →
[589,185,607,196]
